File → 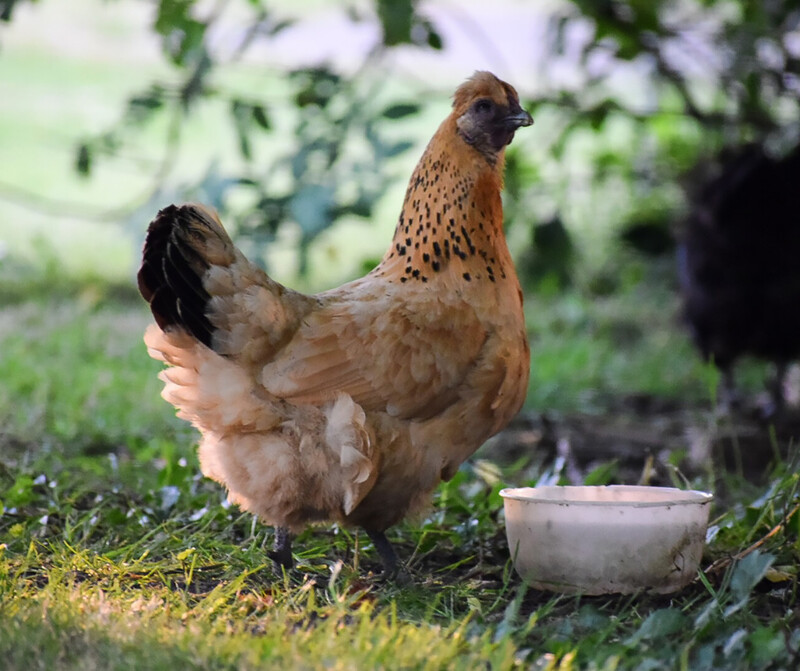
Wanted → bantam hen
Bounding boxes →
[138,71,532,575]
[678,143,800,414]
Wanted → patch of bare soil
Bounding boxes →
[405,395,800,600]
[486,394,800,496]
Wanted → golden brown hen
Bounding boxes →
[138,71,532,575]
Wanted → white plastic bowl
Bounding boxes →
[500,485,713,595]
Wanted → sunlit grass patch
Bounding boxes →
[1,572,520,670]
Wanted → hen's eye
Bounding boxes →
[474,99,493,114]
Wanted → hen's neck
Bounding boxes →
[375,121,515,287]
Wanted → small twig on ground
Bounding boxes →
[704,501,800,577]
[556,437,584,485]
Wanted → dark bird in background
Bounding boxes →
[137,72,532,577]
[518,215,575,292]
[619,213,675,258]
[678,143,800,414]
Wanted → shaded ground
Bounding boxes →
[489,393,800,495]
[396,392,800,587]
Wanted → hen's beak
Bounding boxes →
[505,109,533,129]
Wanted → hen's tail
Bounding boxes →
[138,205,378,527]
[138,204,235,348]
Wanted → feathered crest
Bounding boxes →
[451,71,521,113]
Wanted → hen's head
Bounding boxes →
[451,71,532,163]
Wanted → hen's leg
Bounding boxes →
[268,526,293,570]
[364,528,403,578]
[762,361,788,419]
[718,366,742,412]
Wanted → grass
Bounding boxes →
[1,275,799,670]
[524,269,771,415]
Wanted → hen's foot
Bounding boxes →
[268,526,293,570]
[364,528,409,583]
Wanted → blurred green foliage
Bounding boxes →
[1,0,798,284]
[63,0,443,276]
[515,0,799,289]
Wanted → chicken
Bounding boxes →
[137,71,532,574]
[678,143,800,414]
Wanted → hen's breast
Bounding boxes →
[340,272,529,530]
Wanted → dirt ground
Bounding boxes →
[405,393,800,595]
[487,393,800,496]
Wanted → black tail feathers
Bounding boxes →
[138,204,216,348]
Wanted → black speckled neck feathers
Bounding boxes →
[374,122,513,287]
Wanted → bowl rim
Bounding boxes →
[499,484,713,507]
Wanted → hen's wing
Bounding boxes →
[260,282,488,420]
[140,206,489,422]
